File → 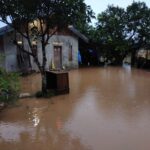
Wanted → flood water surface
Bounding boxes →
[0,67,150,150]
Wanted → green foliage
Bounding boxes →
[126,2,150,45]
[96,2,150,65]
[96,5,128,64]
[0,0,94,35]
[0,68,20,104]
[74,3,95,36]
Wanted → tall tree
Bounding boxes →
[126,1,150,65]
[96,5,128,65]
[74,5,95,36]
[0,0,93,94]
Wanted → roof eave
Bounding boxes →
[68,25,89,43]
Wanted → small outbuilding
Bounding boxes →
[0,25,88,72]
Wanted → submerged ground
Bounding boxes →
[0,66,150,150]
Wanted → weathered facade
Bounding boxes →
[0,26,88,72]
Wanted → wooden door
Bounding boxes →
[54,46,62,69]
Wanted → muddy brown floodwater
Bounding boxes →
[0,66,150,150]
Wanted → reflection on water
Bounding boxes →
[32,108,40,127]
[0,67,150,150]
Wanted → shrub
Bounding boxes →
[36,90,55,98]
[0,68,20,104]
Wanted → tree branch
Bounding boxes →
[13,40,34,56]
[44,27,57,46]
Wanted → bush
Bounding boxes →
[36,90,56,98]
[0,68,20,104]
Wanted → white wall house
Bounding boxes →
[137,49,150,60]
[0,26,88,72]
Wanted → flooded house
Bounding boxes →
[0,25,88,72]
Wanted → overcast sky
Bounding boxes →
[85,0,150,24]
[85,0,150,16]
[0,0,150,27]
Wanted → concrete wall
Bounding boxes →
[3,32,19,72]
[0,36,5,68]
[31,35,79,71]
[3,33,79,72]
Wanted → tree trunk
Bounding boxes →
[41,72,47,95]
[131,50,136,67]
[41,38,47,95]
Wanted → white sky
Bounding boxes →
[85,0,150,24]
[0,0,150,27]
[85,0,150,16]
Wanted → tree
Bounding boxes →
[96,5,128,65]
[126,1,150,65]
[0,0,93,95]
[74,5,95,36]
[96,3,150,66]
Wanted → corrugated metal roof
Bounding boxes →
[68,25,89,43]
[0,25,89,43]
[0,26,13,36]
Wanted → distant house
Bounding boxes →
[0,25,88,72]
[136,48,150,69]
[137,49,150,60]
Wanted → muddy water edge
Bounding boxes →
[0,67,150,150]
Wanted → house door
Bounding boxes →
[54,46,62,69]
